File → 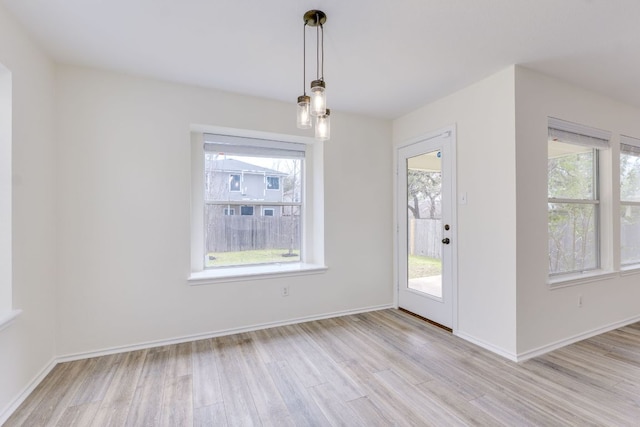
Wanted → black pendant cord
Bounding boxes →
[303,22,307,95]
[320,24,324,81]
[316,22,320,81]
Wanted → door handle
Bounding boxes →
[442,238,450,244]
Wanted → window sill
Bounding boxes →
[548,270,617,289]
[0,309,22,333]
[621,266,640,277]
[188,262,328,286]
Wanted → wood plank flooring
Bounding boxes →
[5,309,640,426]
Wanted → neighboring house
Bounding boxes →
[204,157,288,217]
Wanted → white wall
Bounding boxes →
[393,67,518,357]
[0,2,57,419]
[55,65,393,356]
[515,66,640,355]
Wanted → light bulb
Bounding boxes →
[297,95,311,129]
[310,80,326,117]
[315,109,330,141]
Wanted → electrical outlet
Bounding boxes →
[281,286,290,297]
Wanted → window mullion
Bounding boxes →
[548,198,599,205]
[206,201,302,207]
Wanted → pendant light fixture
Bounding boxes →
[297,10,330,140]
[315,109,330,140]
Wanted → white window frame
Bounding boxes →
[0,64,21,331]
[188,125,327,284]
[547,118,614,288]
[223,208,235,216]
[263,207,276,217]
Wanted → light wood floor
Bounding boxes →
[5,309,640,426]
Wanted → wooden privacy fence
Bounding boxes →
[206,215,300,253]
[409,218,442,259]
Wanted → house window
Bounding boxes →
[263,208,275,217]
[266,176,280,190]
[240,206,254,216]
[224,208,235,216]
[620,136,640,267]
[547,118,610,278]
[229,174,241,192]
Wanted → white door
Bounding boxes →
[397,130,455,329]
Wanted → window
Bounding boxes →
[201,133,304,269]
[547,118,610,277]
[190,128,326,283]
[620,136,640,267]
[0,64,12,317]
[266,176,280,190]
[229,174,241,192]
[240,206,254,216]
[0,63,21,329]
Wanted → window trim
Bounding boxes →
[189,125,326,284]
[0,64,15,321]
[0,309,22,333]
[263,207,276,217]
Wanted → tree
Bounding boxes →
[621,151,640,201]
[407,169,441,219]
[620,149,640,263]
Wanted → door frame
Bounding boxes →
[393,125,458,332]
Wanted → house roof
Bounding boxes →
[211,158,287,176]
[4,1,640,118]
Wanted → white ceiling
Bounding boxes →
[3,0,640,119]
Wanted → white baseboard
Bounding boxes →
[455,331,519,362]
[516,313,640,362]
[18,305,637,422]
[457,314,640,363]
[57,303,394,362]
[0,357,57,426]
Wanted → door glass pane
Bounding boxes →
[406,151,442,298]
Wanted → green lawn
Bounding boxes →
[206,250,437,277]
[206,249,300,268]
[408,254,441,279]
